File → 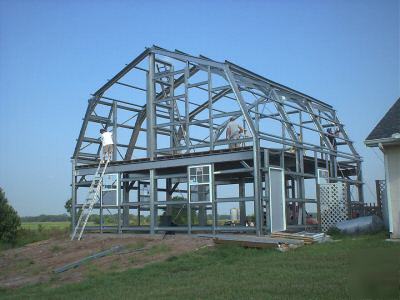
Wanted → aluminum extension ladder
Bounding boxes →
[71,158,110,240]
[156,64,190,148]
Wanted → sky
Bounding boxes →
[0,0,399,216]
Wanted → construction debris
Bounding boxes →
[276,243,300,252]
[197,234,304,249]
[271,231,327,244]
[54,244,152,274]
[54,245,123,273]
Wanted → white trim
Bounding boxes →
[365,137,400,147]
[188,164,213,204]
[384,153,394,233]
[317,168,329,184]
[269,167,286,232]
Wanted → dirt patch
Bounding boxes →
[0,234,213,289]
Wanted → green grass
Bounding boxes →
[21,222,71,230]
[144,244,170,256]
[0,233,398,300]
[50,245,64,253]
[21,221,97,230]
[0,223,70,251]
[1,221,112,251]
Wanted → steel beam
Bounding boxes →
[93,48,150,97]
[147,53,156,160]
[71,159,77,235]
[112,101,118,161]
[149,169,156,234]
[224,65,263,236]
[124,65,199,160]
[239,180,246,226]
[73,98,98,159]
[76,150,253,176]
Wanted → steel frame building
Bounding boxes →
[71,46,364,236]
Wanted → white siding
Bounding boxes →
[384,145,400,238]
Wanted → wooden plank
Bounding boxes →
[213,239,277,249]
[270,231,325,244]
[197,234,304,246]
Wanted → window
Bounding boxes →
[317,169,329,184]
[101,174,119,206]
[188,165,212,203]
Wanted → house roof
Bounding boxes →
[365,97,400,146]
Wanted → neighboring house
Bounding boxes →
[365,98,400,239]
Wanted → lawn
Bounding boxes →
[0,223,71,251]
[0,232,398,299]
[21,222,71,230]
[0,221,94,250]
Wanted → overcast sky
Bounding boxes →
[0,0,398,216]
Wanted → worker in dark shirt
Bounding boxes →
[326,128,339,150]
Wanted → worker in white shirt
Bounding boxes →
[226,117,244,149]
[100,128,114,163]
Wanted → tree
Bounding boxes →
[0,188,21,243]
[64,198,72,216]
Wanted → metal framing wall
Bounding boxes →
[71,46,363,236]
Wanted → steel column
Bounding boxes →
[224,65,262,236]
[71,159,77,235]
[112,101,118,161]
[147,53,156,160]
[239,180,246,226]
[122,175,130,227]
[149,169,156,234]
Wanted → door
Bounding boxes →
[269,167,286,232]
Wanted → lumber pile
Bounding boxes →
[271,231,326,245]
[197,234,304,249]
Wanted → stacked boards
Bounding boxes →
[271,231,326,245]
[197,234,304,249]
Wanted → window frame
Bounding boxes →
[188,164,213,203]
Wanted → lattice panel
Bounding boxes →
[376,179,388,226]
[376,180,386,214]
[320,182,348,232]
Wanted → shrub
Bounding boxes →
[326,226,342,238]
[21,214,69,222]
[37,224,44,233]
[90,214,101,225]
[64,198,72,216]
[0,188,21,243]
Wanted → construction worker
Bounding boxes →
[226,117,244,149]
[100,128,114,163]
[326,128,339,150]
[288,133,302,154]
